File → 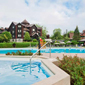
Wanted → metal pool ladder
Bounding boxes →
[30,41,51,71]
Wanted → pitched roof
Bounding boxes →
[21,19,30,24]
[79,39,85,42]
[22,24,34,27]
[0,28,5,31]
[23,28,29,31]
[5,27,8,29]
[12,22,17,25]
[37,27,42,30]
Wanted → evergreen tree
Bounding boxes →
[73,26,80,41]
[24,32,30,41]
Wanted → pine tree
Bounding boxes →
[73,26,80,41]
[24,32,30,41]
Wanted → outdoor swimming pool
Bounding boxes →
[0,48,85,54]
[0,60,53,85]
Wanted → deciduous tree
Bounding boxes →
[24,32,30,41]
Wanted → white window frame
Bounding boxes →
[18,25,21,28]
[18,30,21,33]
[18,34,21,37]
[13,35,15,37]
[12,26,14,29]
[12,31,14,33]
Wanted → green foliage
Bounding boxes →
[33,39,37,42]
[6,50,33,56]
[2,31,12,42]
[57,55,85,85]
[24,32,30,41]
[0,35,4,42]
[64,35,69,41]
[0,31,12,42]
[51,28,62,40]
[0,42,38,48]
[73,26,80,41]
[0,43,13,48]
[72,40,79,45]
[63,30,74,40]
[36,24,48,38]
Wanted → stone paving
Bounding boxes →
[0,53,85,60]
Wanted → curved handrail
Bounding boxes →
[30,41,50,60]
[30,41,51,73]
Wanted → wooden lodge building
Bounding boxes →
[0,20,42,42]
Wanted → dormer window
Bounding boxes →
[18,25,21,28]
[12,26,14,29]
[33,29,35,31]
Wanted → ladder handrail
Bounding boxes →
[30,41,50,60]
[30,41,51,74]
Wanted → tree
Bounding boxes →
[36,24,48,38]
[0,35,4,42]
[73,26,80,41]
[24,32,30,41]
[2,31,12,42]
[51,28,62,40]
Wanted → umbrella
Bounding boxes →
[54,43,59,44]
[67,41,71,43]
[60,42,65,44]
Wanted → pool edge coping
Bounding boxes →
[33,59,70,85]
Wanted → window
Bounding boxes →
[13,35,15,37]
[33,29,35,31]
[18,25,21,28]
[12,26,14,29]
[18,34,21,37]
[18,30,21,33]
[12,31,14,33]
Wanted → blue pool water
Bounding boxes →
[0,60,51,85]
[0,48,85,54]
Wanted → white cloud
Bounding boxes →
[0,0,85,35]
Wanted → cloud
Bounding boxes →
[0,0,85,35]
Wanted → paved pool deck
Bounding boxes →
[0,53,85,60]
[42,53,85,59]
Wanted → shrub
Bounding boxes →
[57,55,85,85]
[72,40,79,45]
[24,32,30,41]
[33,39,37,42]
[6,50,33,56]
[6,52,11,55]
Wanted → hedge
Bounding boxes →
[0,42,38,48]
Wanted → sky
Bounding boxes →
[0,0,85,36]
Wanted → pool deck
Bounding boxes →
[0,53,85,60]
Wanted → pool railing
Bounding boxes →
[30,41,51,73]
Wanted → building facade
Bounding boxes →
[6,20,42,42]
[0,27,5,34]
[80,30,85,39]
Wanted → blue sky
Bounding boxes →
[0,0,85,35]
